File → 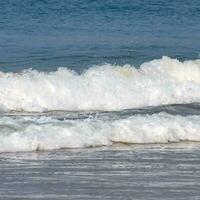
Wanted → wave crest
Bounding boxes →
[1,56,200,112]
[1,112,200,152]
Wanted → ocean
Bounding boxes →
[0,0,200,199]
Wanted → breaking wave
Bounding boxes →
[1,56,200,152]
[1,112,200,152]
[1,56,200,112]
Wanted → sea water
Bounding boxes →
[0,0,200,199]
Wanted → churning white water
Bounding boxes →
[0,57,200,112]
[0,112,200,152]
[1,57,200,152]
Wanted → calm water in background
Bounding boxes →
[1,0,200,199]
[0,0,200,72]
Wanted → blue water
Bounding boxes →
[1,0,200,72]
[1,1,200,199]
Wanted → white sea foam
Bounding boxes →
[0,56,200,112]
[1,112,200,152]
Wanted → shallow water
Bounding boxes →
[1,144,200,200]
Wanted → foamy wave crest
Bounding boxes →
[1,56,200,112]
[1,113,200,152]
